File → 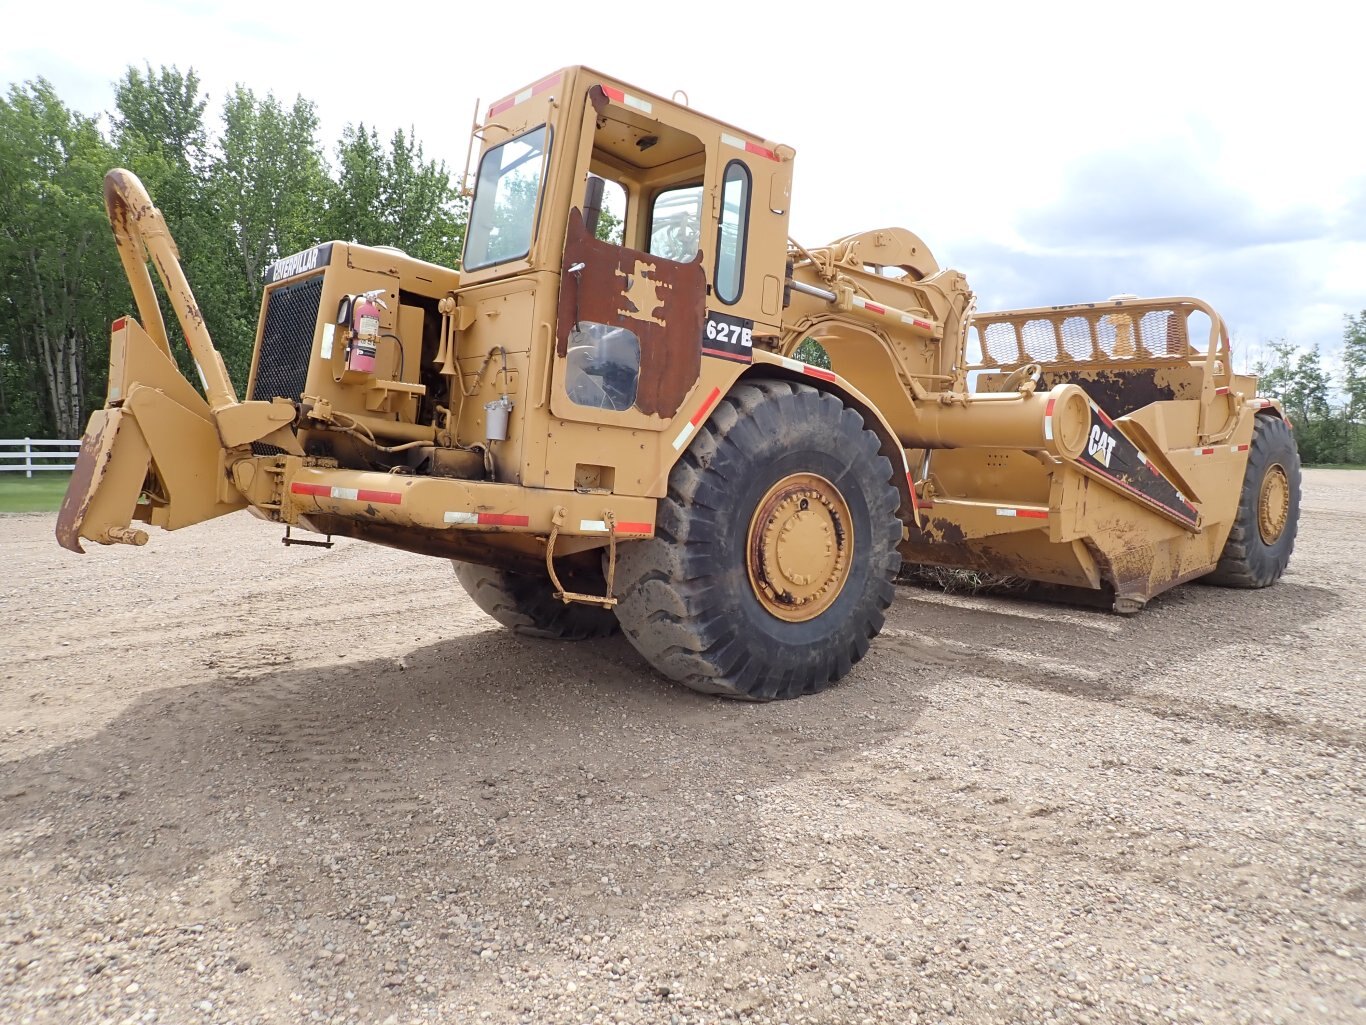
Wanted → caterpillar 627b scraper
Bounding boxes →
[57,66,1300,700]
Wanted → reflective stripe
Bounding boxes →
[719,132,778,161]
[487,73,561,117]
[672,387,722,450]
[444,511,528,526]
[1043,397,1056,441]
[601,85,652,113]
[996,507,1048,519]
[777,355,837,383]
[476,513,529,527]
[292,482,402,505]
[580,519,654,535]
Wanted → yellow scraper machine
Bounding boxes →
[57,67,1300,699]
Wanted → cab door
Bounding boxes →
[549,84,711,429]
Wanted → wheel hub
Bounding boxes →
[746,473,853,622]
[1258,463,1290,544]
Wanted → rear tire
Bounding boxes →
[453,562,619,640]
[1205,415,1300,588]
[612,380,901,700]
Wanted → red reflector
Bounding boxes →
[863,301,887,315]
[111,317,127,332]
[357,488,403,505]
[602,85,625,103]
[477,513,529,527]
[1017,508,1049,519]
[1044,398,1056,417]
[689,387,722,426]
[802,365,838,383]
[745,141,778,161]
[291,482,330,497]
[617,521,653,534]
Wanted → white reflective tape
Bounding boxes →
[779,355,804,373]
[515,87,533,104]
[580,519,609,532]
[623,93,652,113]
[1043,416,1054,441]
[720,132,744,149]
[671,421,696,451]
[332,487,358,501]
[194,362,208,391]
[443,511,477,525]
[321,322,335,359]
[996,508,1018,517]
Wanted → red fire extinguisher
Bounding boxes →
[346,291,386,373]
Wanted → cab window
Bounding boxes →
[648,185,703,263]
[714,161,750,304]
[464,125,549,270]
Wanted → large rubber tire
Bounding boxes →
[1205,415,1301,588]
[612,380,902,700]
[453,562,619,640]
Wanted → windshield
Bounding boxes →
[463,125,549,271]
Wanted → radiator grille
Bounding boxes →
[249,274,323,456]
[251,275,323,403]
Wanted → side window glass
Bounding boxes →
[715,161,751,305]
[565,322,640,412]
[585,174,627,245]
[648,185,703,262]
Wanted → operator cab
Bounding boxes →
[460,68,793,431]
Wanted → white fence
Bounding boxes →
[0,439,79,476]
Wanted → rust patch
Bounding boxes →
[557,209,704,418]
[924,517,966,544]
[1042,368,1173,417]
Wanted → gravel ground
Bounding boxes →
[1,469,1362,1025]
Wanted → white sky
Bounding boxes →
[4,0,1363,371]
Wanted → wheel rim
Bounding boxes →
[1257,463,1290,545]
[746,472,853,622]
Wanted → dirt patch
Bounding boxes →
[2,470,1363,1023]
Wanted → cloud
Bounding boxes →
[1016,139,1329,251]
[941,137,1366,372]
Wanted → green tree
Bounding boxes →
[327,124,467,266]
[1256,341,1344,464]
[0,80,123,437]
[1341,312,1366,463]
[211,87,331,382]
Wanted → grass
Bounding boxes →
[0,473,72,513]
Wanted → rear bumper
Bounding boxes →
[283,465,657,539]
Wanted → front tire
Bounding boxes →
[454,562,619,640]
[1205,415,1301,588]
[613,380,901,700]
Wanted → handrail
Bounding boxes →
[103,168,239,413]
[965,295,1236,440]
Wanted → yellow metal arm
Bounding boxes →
[103,168,239,413]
